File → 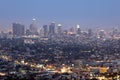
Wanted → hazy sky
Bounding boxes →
[0,0,120,31]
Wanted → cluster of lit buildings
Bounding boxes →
[0,19,120,40]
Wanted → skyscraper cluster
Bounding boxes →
[11,19,120,41]
[12,19,63,38]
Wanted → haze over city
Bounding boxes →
[0,0,120,31]
[0,0,120,80]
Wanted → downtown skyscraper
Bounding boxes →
[12,23,25,37]
[49,22,55,36]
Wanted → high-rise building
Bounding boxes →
[12,23,25,36]
[39,28,44,37]
[76,25,81,35]
[57,24,62,35]
[30,18,38,35]
[49,22,55,35]
[43,25,48,37]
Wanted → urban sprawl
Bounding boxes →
[0,19,120,80]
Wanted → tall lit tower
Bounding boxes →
[30,18,38,35]
[76,25,81,35]
[57,24,62,35]
[43,25,48,37]
[49,21,55,35]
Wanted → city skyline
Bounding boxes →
[0,0,120,31]
[0,1,120,80]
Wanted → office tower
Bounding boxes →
[12,23,25,36]
[57,24,62,35]
[49,22,55,35]
[0,31,6,38]
[39,28,44,37]
[76,25,81,35]
[43,25,48,37]
[30,18,38,35]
